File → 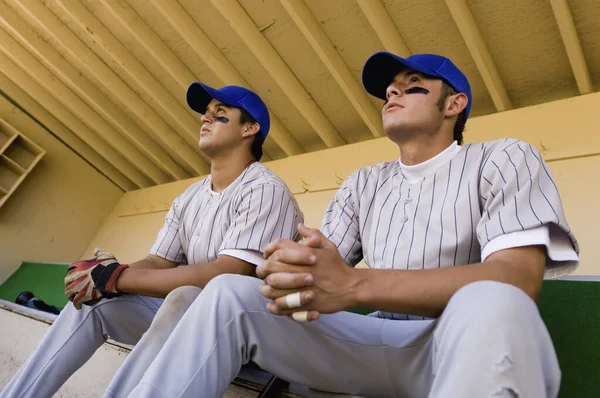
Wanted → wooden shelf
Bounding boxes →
[0,155,25,189]
[0,120,19,153]
[0,118,46,209]
[4,135,44,170]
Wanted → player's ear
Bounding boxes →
[444,93,468,118]
[241,121,260,139]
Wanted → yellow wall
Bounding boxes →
[83,93,600,276]
[0,95,123,284]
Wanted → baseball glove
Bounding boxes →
[64,248,129,309]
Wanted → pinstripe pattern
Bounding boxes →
[150,163,303,265]
[321,139,578,320]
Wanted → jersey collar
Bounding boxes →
[399,141,462,182]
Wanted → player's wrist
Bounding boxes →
[113,265,131,293]
[340,267,367,310]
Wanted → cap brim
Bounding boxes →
[187,82,238,114]
[362,52,440,100]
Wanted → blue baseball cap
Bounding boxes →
[186,83,271,143]
[362,52,472,121]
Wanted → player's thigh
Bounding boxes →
[86,294,164,344]
[252,310,435,396]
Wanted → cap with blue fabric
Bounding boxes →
[362,52,472,121]
[186,83,271,143]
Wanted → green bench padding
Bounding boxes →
[0,262,68,309]
[538,279,600,398]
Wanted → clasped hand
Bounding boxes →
[257,224,357,321]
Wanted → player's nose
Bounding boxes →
[386,84,403,100]
[200,113,213,124]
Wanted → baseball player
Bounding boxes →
[1,83,303,398]
[101,53,578,398]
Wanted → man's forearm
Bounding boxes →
[128,256,172,270]
[348,247,545,318]
[116,258,255,298]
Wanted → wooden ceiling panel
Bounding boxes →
[382,0,497,118]
[234,0,364,147]
[43,0,205,154]
[468,0,579,107]
[0,0,596,190]
[80,0,198,121]
[304,0,385,83]
[568,0,600,91]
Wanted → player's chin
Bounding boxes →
[383,124,408,141]
[198,140,216,156]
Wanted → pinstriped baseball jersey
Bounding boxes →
[150,162,303,266]
[321,139,578,319]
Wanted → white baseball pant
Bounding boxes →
[104,286,203,397]
[118,275,561,398]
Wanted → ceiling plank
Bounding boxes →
[51,0,198,145]
[356,0,411,57]
[0,51,150,189]
[209,0,346,148]
[0,72,135,191]
[6,0,209,177]
[48,0,211,173]
[444,0,513,112]
[549,0,593,94]
[279,0,382,138]
[0,4,190,181]
[98,0,194,107]
[0,26,167,186]
[150,0,304,157]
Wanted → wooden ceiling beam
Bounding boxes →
[445,0,513,112]
[151,0,304,157]
[7,0,209,176]
[51,0,198,144]
[279,0,382,138]
[0,27,167,186]
[0,51,150,189]
[0,72,135,191]
[356,0,411,57]
[549,0,593,94]
[209,0,346,148]
[0,4,190,182]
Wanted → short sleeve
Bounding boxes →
[321,173,363,266]
[477,140,578,274]
[149,195,187,264]
[219,183,303,255]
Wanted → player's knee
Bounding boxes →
[162,286,203,312]
[201,274,266,313]
[447,281,538,326]
[204,274,262,298]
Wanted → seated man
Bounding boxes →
[104,53,578,397]
[1,83,303,398]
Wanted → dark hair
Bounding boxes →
[437,82,467,144]
[238,108,263,161]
